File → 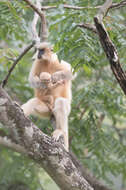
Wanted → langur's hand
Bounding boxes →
[33,76,43,88]
[47,79,65,90]
[40,72,51,82]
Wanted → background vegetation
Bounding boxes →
[0,0,126,189]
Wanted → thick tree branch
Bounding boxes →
[94,0,126,95]
[1,42,35,88]
[0,86,93,190]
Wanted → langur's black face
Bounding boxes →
[37,48,45,59]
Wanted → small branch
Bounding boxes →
[5,56,15,62]
[1,42,35,88]
[77,23,97,34]
[23,0,43,18]
[63,4,100,10]
[0,136,27,155]
[94,0,126,95]
[97,114,105,128]
[41,5,98,11]
[110,0,126,9]
[41,5,57,10]
[79,105,88,120]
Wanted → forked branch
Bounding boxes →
[24,0,48,41]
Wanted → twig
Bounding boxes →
[111,125,124,143]
[97,114,105,128]
[5,56,15,62]
[63,4,100,10]
[94,0,126,95]
[1,42,35,88]
[23,0,43,18]
[41,5,57,10]
[79,105,88,120]
[41,5,100,10]
[110,0,126,9]
[77,23,97,34]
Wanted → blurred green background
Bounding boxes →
[0,0,126,189]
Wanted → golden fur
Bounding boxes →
[32,43,72,109]
[21,42,72,151]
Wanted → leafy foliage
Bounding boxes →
[0,0,126,190]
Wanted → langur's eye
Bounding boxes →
[38,49,45,59]
[39,49,45,53]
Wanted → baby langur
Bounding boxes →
[21,42,72,151]
[39,72,66,110]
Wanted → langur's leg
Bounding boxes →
[21,98,50,118]
[52,97,71,151]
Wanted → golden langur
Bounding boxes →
[21,42,72,151]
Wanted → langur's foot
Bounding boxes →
[52,129,64,141]
[52,129,68,151]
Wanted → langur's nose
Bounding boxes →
[38,49,45,59]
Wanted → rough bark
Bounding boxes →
[0,86,93,190]
[94,0,126,95]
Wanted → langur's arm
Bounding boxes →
[51,60,72,84]
[29,62,50,89]
[28,61,42,88]
[51,70,72,84]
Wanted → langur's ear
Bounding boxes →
[50,45,54,52]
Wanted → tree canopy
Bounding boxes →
[0,0,126,190]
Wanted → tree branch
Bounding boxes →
[94,0,126,96]
[0,86,93,190]
[0,136,27,155]
[1,42,35,88]
[110,0,126,9]
[31,1,41,42]
[77,23,97,34]
[97,0,112,21]
[63,4,100,10]
[0,88,111,190]
[23,0,48,41]
[41,1,126,11]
